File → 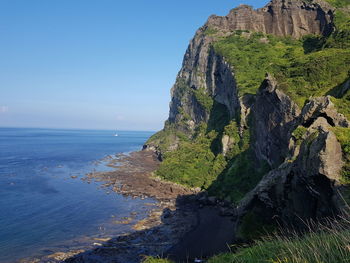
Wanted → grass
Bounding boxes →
[236,211,277,240]
[332,127,350,183]
[142,256,172,263]
[208,229,350,263]
[213,29,350,108]
[330,89,350,120]
[324,0,350,8]
[292,126,308,145]
[144,213,350,263]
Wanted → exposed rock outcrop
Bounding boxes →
[206,47,240,118]
[221,134,235,156]
[236,111,345,238]
[206,0,334,38]
[168,43,240,130]
[252,74,301,168]
[301,96,349,128]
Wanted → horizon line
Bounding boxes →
[0,126,158,133]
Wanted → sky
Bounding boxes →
[0,0,266,131]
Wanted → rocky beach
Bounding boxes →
[19,150,237,263]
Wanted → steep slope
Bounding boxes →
[144,0,350,239]
[146,0,334,144]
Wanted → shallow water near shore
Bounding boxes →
[0,127,155,263]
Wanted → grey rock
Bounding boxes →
[301,96,349,128]
[162,208,173,219]
[219,207,235,217]
[236,124,345,237]
[252,74,301,168]
[207,196,217,205]
[206,0,333,38]
[221,134,234,156]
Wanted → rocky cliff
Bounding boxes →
[145,0,350,240]
[235,75,349,239]
[206,0,334,38]
[169,0,334,133]
[145,0,335,153]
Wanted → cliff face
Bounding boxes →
[145,0,350,239]
[206,0,334,38]
[167,37,240,129]
[158,0,334,138]
[145,0,336,159]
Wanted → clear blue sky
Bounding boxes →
[0,0,266,131]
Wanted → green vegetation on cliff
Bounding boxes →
[208,150,270,203]
[147,3,350,204]
[145,123,189,154]
[213,30,350,108]
[143,257,171,263]
[192,87,214,112]
[325,0,350,8]
[222,121,241,159]
[332,127,350,183]
[292,126,308,145]
[329,83,350,119]
[213,32,303,97]
[208,121,270,203]
[155,125,227,188]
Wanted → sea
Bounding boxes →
[0,127,155,262]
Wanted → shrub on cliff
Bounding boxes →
[155,128,227,188]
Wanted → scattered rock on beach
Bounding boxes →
[46,250,85,261]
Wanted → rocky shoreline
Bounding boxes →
[19,150,237,263]
[17,151,196,263]
[67,151,238,262]
[20,151,235,263]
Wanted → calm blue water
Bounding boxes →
[0,128,155,262]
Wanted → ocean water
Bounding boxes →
[0,127,155,262]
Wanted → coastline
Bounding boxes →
[21,150,236,263]
[19,151,199,263]
[65,150,201,262]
